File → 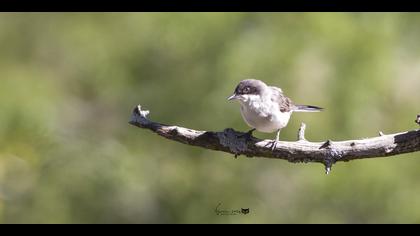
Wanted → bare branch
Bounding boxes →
[129,105,420,173]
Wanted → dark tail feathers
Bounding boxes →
[294,105,324,112]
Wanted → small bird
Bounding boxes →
[227,79,323,150]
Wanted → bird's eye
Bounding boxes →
[243,87,250,93]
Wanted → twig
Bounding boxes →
[298,123,307,141]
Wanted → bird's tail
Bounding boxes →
[293,105,324,112]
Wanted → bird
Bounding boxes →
[227,79,323,150]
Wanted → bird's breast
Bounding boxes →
[240,100,291,133]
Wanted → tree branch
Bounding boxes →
[129,105,420,174]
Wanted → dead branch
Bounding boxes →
[129,105,420,174]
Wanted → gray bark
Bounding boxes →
[129,105,420,174]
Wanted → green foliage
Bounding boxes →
[1,13,420,223]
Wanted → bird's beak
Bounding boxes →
[227,93,238,101]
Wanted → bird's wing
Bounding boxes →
[269,86,295,112]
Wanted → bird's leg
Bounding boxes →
[270,129,281,151]
[246,128,256,136]
[238,128,256,142]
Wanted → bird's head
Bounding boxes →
[227,79,267,102]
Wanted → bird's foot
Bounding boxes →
[269,140,280,151]
[263,140,280,151]
[238,128,256,143]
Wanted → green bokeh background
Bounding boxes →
[1,13,420,223]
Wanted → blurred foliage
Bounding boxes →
[1,13,420,223]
